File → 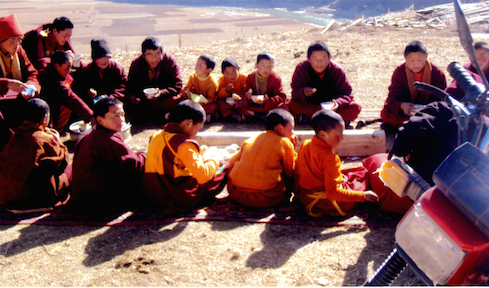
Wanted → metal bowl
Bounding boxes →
[69,120,92,143]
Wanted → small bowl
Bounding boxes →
[190,93,209,104]
[225,97,235,106]
[320,101,334,110]
[251,95,265,104]
[143,88,159,99]
[69,120,92,142]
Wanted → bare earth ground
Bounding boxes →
[2,4,489,286]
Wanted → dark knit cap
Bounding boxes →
[91,39,112,60]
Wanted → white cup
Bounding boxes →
[73,53,82,68]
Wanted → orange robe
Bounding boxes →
[183,72,218,114]
[216,74,247,118]
[295,136,366,216]
[217,73,247,99]
[227,130,296,208]
[295,137,412,216]
[143,123,227,215]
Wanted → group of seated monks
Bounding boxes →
[0,12,487,217]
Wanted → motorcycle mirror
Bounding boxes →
[454,0,489,91]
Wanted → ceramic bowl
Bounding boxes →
[143,88,159,99]
[251,95,265,104]
[320,101,334,110]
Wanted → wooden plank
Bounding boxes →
[195,129,385,157]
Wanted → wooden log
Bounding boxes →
[195,129,386,157]
[321,19,336,34]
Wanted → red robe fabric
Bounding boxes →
[22,23,75,70]
[0,121,70,211]
[38,65,93,131]
[71,59,127,107]
[235,71,288,115]
[0,47,41,146]
[0,79,12,150]
[381,62,447,127]
[0,78,7,94]
[445,63,483,101]
[126,53,183,123]
[0,46,40,92]
[68,125,146,215]
[290,59,361,121]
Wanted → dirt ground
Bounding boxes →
[2,5,489,286]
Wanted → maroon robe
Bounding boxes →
[22,23,75,70]
[0,47,41,147]
[381,62,447,127]
[68,125,146,215]
[71,59,127,107]
[290,59,361,121]
[0,121,70,211]
[235,71,288,115]
[126,53,183,123]
[38,65,93,131]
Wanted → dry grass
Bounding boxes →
[1,21,485,286]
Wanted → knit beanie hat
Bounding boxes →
[0,14,23,43]
[91,39,112,60]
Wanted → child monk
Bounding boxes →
[381,40,446,131]
[0,98,70,213]
[295,110,412,217]
[181,54,218,123]
[227,109,297,208]
[216,57,247,121]
[143,100,227,215]
[68,97,146,216]
[71,39,127,107]
[38,50,93,132]
[290,41,361,126]
[236,52,287,121]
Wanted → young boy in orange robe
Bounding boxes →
[143,100,227,215]
[236,52,288,121]
[181,54,218,122]
[216,57,247,121]
[227,109,298,208]
[295,110,412,217]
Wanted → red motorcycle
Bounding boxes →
[365,0,489,285]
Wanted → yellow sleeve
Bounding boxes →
[177,141,219,184]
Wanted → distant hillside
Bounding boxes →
[108,0,454,19]
[326,0,453,18]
